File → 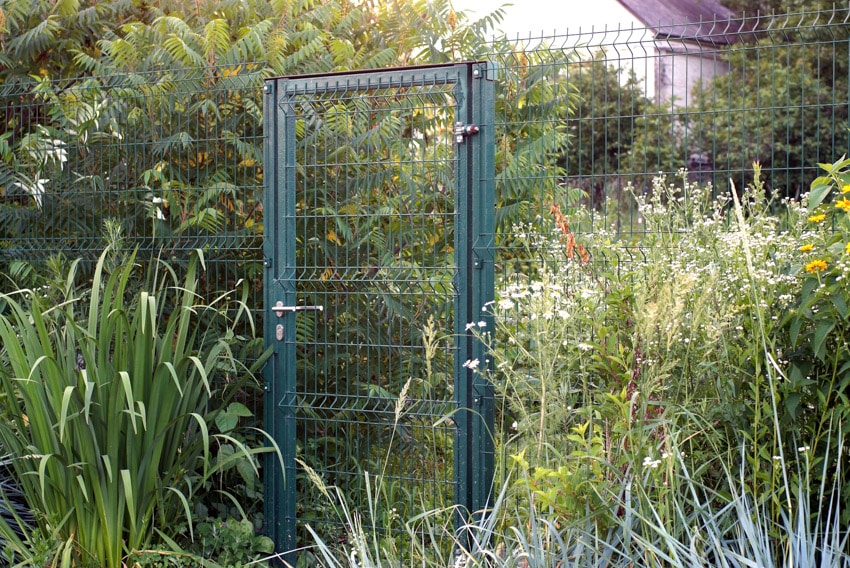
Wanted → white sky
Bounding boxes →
[450,0,639,38]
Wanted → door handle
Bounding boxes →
[271,301,324,318]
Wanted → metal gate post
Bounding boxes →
[470,62,496,522]
[263,78,298,566]
[454,61,495,540]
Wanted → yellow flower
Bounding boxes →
[842,184,850,194]
[799,244,814,252]
[808,214,826,223]
[845,242,850,255]
[836,198,850,212]
[805,260,828,273]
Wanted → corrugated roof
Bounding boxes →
[617,0,751,44]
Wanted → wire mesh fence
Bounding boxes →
[3,9,846,285]
[0,5,848,553]
[484,5,849,288]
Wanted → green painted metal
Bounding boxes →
[453,63,496,537]
[263,62,495,559]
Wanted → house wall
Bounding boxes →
[654,41,730,108]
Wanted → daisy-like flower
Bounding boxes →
[805,260,828,273]
[845,242,850,255]
[799,244,814,252]
[842,184,850,194]
[808,213,826,223]
[836,197,850,212]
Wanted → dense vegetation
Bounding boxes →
[0,0,848,566]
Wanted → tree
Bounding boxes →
[559,54,649,208]
[684,7,850,199]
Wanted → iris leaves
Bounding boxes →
[0,249,273,567]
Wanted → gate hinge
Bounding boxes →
[454,122,479,144]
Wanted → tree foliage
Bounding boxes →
[0,0,511,270]
[682,9,850,199]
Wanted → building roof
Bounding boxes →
[617,0,752,45]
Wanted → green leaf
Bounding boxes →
[789,316,803,347]
[784,393,801,419]
[813,320,835,361]
[833,294,848,319]
[216,412,238,434]
[807,179,833,211]
[229,401,253,417]
[822,154,850,174]
[59,386,75,443]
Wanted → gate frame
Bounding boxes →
[262,61,495,562]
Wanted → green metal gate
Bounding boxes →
[262,62,495,560]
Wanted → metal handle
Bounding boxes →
[272,301,324,318]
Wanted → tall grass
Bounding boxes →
[0,248,273,567]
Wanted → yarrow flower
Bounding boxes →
[836,197,850,212]
[642,456,661,469]
[805,260,828,273]
[808,213,826,223]
[799,244,814,252]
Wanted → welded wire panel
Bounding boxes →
[0,69,264,265]
[283,76,460,543]
[0,67,268,420]
[481,9,850,238]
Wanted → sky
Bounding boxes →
[450,0,639,39]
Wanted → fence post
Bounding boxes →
[454,61,496,549]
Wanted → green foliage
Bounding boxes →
[482,167,850,536]
[0,0,145,80]
[756,156,850,518]
[0,0,526,298]
[561,55,649,206]
[191,518,274,567]
[485,41,577,230]
[0,248,273,567]
[687,43,849,200]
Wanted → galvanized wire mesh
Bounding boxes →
[0,66,268,409]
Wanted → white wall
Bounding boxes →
[654,41,730,108]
